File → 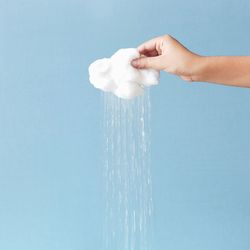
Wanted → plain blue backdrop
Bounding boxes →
[1,0,250,249]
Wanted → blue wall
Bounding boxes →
[0,0,250,249]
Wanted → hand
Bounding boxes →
[132,35,202,82]
[132,35,250,88]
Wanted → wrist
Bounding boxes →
[190,55,210,82]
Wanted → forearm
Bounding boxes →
[194,56,250,88]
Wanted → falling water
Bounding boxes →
[103,90,153,250]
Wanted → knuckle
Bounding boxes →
[163,34,172,40]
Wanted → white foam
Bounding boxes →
[88,48,160,99]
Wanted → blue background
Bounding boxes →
[1,0,250,249]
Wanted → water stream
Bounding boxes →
[103,90,153,250]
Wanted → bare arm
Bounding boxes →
[194,56,250,88]
[131,35,250,88]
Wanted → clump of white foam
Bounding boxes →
[88,48,160,99]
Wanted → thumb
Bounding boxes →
[131,56,163,70]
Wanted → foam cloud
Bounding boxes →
[88,48,160,99]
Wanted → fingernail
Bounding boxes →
[131,59,138,67]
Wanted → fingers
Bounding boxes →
[142,50,159,57]
[137,36,161,55]
[133,35,174,70]
[131,55,164,70]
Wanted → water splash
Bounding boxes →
[103,90,153,250]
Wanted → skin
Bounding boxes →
[131,35,250,88]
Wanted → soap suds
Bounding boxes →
[89,48,160,99]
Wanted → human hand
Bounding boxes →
[132,35,202,82]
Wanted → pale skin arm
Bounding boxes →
[131,35,250,88]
